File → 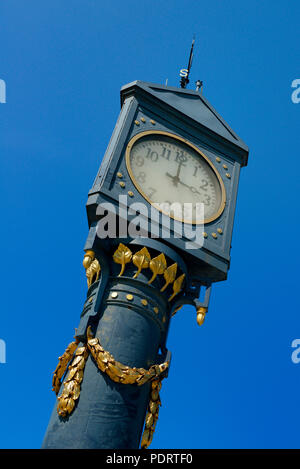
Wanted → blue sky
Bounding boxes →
[0,0,300,449]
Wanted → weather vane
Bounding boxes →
[179,37,203,92]
[179,37,195,89]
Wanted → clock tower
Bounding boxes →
[42,79,249,449]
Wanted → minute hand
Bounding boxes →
[177,180,201,195]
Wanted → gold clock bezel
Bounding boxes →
[125,130,226,225]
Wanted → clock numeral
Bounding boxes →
[203,194,211,206]
[148,187,156,198]
[199,179,208,191]
[161,146,171,160]
[193,166,199,177]
[145,147,159,162]
[135,155,144,167]
[137,171,146,183]
[175,151,187,164]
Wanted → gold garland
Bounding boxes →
[52,328,169,447]
[52,339,79,395]
[86,326,169,386]
[141,379,162,449]
[56,344,89,417]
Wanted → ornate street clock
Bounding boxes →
[42,80,249,449]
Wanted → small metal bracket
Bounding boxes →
[194,283,212,311]
[170,283,212,327]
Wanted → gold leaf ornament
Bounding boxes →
[168,273,186,302]
[141,379,162,449]
[83,251,101,288]
[56,345,89,418]
[148,253,167,284]
[82,250,95,269]
[146,413,154,428]
[132,247,151,279]
[160,263,178,292]
[86,259,101,288]
[113,243,133,276]
[52,339,79,395]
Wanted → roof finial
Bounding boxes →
[195,79,203,93]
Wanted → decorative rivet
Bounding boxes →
[111,292,118,299]
[88,297,93,303]
[119,181,125,188]
[216,157,221,163]
[127,294,134,301]
[141,299,148,306]
[134,120,140,126]
[140,117,146,123]
[212,232,218,239]
[203,232,208,238]
[226,173,231,179]
[117,172,123,178]
[150,119,155,125]
[217,228,223,234]
[128,191,134,197]
[153,306,159,314]
[223,164,228,170]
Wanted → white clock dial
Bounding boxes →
[126,132,226,224]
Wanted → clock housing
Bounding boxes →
[86,81,249,284]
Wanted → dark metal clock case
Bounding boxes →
[86,81,249,284]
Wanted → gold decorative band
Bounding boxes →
[112,243,185,302]
[81,244,186,303]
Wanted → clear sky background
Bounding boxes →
[1,0,300,449]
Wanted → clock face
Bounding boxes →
[125,131,226,224]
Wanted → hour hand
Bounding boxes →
[166,172,180,186]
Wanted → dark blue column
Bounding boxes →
[42,244,182,449]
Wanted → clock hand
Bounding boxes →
[176,161,183,178]
[166,172,176,180]
[165,171,180,186]
[177,179,201,195]
[166,163,184,186]
[166,173,201,195]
